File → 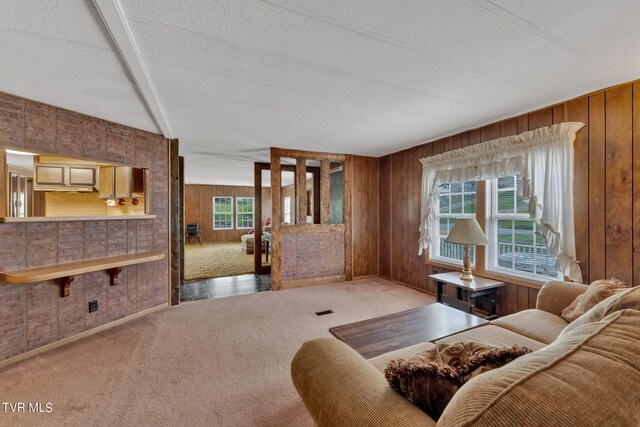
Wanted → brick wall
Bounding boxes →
[0,91,169,361]
[280,232,345,281]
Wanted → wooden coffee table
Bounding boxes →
[329,304,489,359]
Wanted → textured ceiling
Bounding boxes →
[3,1,640,185]
[0,0,158,132]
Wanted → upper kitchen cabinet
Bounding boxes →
[99,166,146,199]
[34,156,97,192]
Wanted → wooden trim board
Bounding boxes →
[273,147,347,162]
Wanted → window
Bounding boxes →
[420,123,583,282]
[283,196,291,224]
[487,175,559,279]
[430,175,560,282]
[213,196,233,229]
[236,197,254,229]
[432,181,477,264]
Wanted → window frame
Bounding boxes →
[430,181,477,266]
[235,196,255,230]
[485,176,561,282]
[212,196,234,230]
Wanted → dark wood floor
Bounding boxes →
[180,274,272,302]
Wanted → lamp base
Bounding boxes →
[459,269,474,281]
[460,244,474,281]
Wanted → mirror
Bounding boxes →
[2,148,149,219]
[329,162,344,224]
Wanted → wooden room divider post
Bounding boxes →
[169,138,181,305]
[270,150,282,290]
[254,162,264,275]
[320,160,330,224]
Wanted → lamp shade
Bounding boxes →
[445,218,489,245]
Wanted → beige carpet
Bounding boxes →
[0,278,435,427]
[185,242,269,281]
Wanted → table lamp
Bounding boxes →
[445,218,488,281]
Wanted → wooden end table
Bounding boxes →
[329,304,488,359]
[430,272,504,320]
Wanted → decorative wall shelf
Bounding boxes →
[0,250,165,297]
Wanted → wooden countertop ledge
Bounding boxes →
[0,250,165,297]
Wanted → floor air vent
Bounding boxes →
[314,309,334,316]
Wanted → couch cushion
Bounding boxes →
[491,309,568,344]
[368,342,436,373]
[438,309,640,427]
[560,285,640,337]
[435,325,546,351]
[535,280,589,315]
[560,278,629,322]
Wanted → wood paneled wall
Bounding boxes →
[379,80,640,316]
[351,156,379,278]
[185,184,272,243]
[259,186,273,225]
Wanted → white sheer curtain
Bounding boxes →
[418,122,585,283]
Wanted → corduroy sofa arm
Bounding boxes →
[291,337,436,427]
[536,280,589,315]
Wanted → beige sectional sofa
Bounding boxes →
[291,281,640,426]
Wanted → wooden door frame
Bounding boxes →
[254,162,270,276]
[169,139,183,305]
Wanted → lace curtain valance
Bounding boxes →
[418,122,585,283]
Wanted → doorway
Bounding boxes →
[179,168,273,301]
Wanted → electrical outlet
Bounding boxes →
[88,300,98,313]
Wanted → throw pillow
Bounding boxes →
[560,286,640,337]
[560,278,630,322]
[385,342,531,420]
